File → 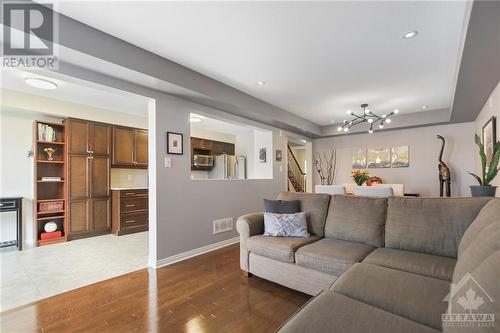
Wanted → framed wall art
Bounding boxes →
[167,132,183,155]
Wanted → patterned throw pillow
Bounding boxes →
[264,212,309,237]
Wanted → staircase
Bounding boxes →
[287,146,306,192]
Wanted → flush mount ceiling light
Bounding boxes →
[257,81,266,86]
[421,105,428,110]
[402,30,418,39]
[24,77,58,90]
[337,104,398,134]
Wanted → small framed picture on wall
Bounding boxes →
[167,132,183,155]
[482,116,497,166]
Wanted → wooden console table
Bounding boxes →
[0,197,23,250]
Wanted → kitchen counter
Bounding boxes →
[111,186,149,190]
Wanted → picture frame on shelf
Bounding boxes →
[167,132,183,155]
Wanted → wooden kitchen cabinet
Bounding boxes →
[111,189,148,236]
[65,118,111,240]
[112,126,148,168]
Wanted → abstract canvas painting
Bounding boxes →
[352,148,366,169]
[367,148,391,168]
[391,145,410,168]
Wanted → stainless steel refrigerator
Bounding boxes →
[208,154,246,180]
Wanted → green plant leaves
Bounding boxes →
[472,135,500,186]
[468,172,483,186]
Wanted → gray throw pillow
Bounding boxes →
[264,212,310,237]
[263,199,300,214]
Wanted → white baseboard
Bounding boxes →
[151,236,239,269]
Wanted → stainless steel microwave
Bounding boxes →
[193,155,214,167]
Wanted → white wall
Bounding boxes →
[474,80,500,195]
[0,92,148,245]
[313,122,476,197]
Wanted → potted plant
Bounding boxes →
[351,170,370,186]
[468,134,500,197]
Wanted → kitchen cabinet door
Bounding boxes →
[134,129,148,167]
[67,119,89,154]
[112,126,135,166]
[90,122,111,156]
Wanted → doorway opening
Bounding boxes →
[0,68,153,311]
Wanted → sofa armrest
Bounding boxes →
[236,212,264,272]
[237,212,265,237]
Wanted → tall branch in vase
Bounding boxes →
[314,149,337,185]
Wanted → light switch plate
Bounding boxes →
[164,157,172,168]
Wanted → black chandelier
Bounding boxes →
[337,104,399,133]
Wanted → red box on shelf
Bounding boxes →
[41,231,62,240]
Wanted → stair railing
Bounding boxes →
[287,146,306,192]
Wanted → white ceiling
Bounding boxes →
[54,1,471,126]
[0,68,149,116]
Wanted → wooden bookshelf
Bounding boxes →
[34,121,68,246]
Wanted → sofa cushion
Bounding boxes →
[363,248,456,281]
[295,238,375,275]
[444,250,500,333]
[263,199,300,214]
[452,225,500,282]
[277,192,330,237]
[458,198,500,257]
[324,195,387,247]
[331,263,450,330]
[247,235,319,263]
[385,197,490,258]
[278,291,440,333]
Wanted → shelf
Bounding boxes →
[37,236,66,246]
[38,210,65,215]
[37,180,65,183]
[37,198,66,203]
[36,160,65,164]
[37,215,65,221]
[37,121,65,128]
[37,141,66,145]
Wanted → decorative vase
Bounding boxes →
[470,186,497,197]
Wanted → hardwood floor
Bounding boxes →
[0,244,311,333]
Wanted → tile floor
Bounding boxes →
[0,232,148,312]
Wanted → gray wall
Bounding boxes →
[55,63,294,264]
[313,122,476,197]
[152,93,288,260]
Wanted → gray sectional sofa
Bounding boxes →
[236,192,500,332]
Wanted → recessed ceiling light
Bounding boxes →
[330,120,335,124]
[402,30,418,39]
[25,77,58,90]
[300,139,307,144]
[257,81,266,86]
[421,105,428,110]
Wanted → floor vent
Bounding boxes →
[213,217,234,234]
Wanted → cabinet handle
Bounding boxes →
[125,204,135,207]
[124,219,135,223]
[124,192,135,195]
